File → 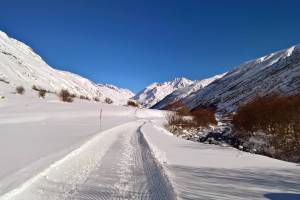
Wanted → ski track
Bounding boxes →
[1,121,175,200]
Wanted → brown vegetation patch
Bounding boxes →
[232,94,300,162]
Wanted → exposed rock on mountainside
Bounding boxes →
[183,45,300,112]
[152,73,226,109]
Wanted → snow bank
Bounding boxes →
[141,121,300,199]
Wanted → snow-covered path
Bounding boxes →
[72,121,174,199]
[1,121,175,200]
[0,98,299,200]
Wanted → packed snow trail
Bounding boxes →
[0,121,175,200]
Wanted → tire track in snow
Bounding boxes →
[71,122,175,199]
[0,122,137,200]
[0,121,175,200]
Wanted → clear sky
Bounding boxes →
[1,0,300,92]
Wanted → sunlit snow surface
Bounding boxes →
[0,93,299,200]
[142,121,300,200]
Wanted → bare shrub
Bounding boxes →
[58,89,73,102]
[38,90,47,98]
[165,105,217,135]
[70,93,77,98]
[191,107,217,127]
[80,95,90,100]
[94,97,100,102]
[165,111,195,130]
[166,112,185,126]
[232,94,300,162]
[164,101,191,116]
[127,100,138,107]
[16,86,25,94]
[104,97,113,104]
[32,85,47,98]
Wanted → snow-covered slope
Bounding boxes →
[97,84,134,105]
[152,73,226,109]
[142,121,300,199]
[0,30,133,103]
[183,45,300,111]
[132,77,194,108]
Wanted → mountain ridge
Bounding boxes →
[182,44,300,111]
[132,77,194,108]
[0,30,134,104]
[152,73,226,109]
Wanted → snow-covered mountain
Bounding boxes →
[183,45,300,112]
[97,84,134,105]
[152,73,226,109]
[132,77,194,108]
[0,30,133,104]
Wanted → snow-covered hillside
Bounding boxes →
[0,30,133,104]
[97,84,134,105]
[132,77,194,108]
[183,45,300,111]
[152,73,226,109]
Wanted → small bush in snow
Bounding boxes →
[38,90,47,98]
[104,97,113,104]
[191,107,217,127]
[164,103,218,138]
[165,111,190,127]
[79,95,90,100]
[163,101,191,116]
[58,89,73,102]
[16,86,25,95]
[165,112,202,139]
[127,100,138,107]
[94,97,100,102]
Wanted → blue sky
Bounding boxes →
[1,0,300,92]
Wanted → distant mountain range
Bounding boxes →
[135,45,300,112]
[1,30,299,110]
[151,73,226,109]
[132,77,194,108]
[0,31,134,104]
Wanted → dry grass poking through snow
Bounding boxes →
[127,100,139,107]
[165,102,217,136]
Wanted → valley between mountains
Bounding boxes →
[0,30,299,200]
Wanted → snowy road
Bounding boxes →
[1,121,175,200]
[0,101,299,200]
